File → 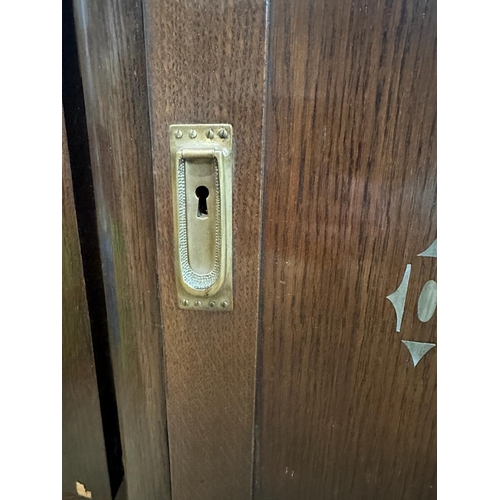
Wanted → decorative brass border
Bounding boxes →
[177,157,221,290]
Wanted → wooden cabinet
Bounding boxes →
[64,0,436,498]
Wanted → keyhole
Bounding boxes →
[195,185,209,218]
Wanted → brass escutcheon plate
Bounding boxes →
[169,124,233,311]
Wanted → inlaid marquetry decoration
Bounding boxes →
[386,239,437,367]
[386,264,412,333]
[401,341,436,367]
[418,238,437,258]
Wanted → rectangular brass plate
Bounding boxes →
[169,124,233,311]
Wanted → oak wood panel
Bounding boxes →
[72,1,171,498]
[255,0,437,498]
[63,111,112,500]
[143,1,268,498]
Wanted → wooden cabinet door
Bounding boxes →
[254,1,436,498]
[63,112,112,500]
[74,0,436,498]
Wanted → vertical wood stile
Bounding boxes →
[72,0,171,497]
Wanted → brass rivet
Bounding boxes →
[175,129,183,139]
[194,300,202,307]
[182,299,189,306]
[221,300,229,308]
[218,128,228,139]
[209,300,216,308]
[189,129,197,138]
[206,129,215,139]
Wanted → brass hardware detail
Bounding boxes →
[169,124,233,311]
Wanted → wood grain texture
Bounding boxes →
[143,0,268,498]
[63,111,112,500]
[72,1,171,498]
[255,0,437,498]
